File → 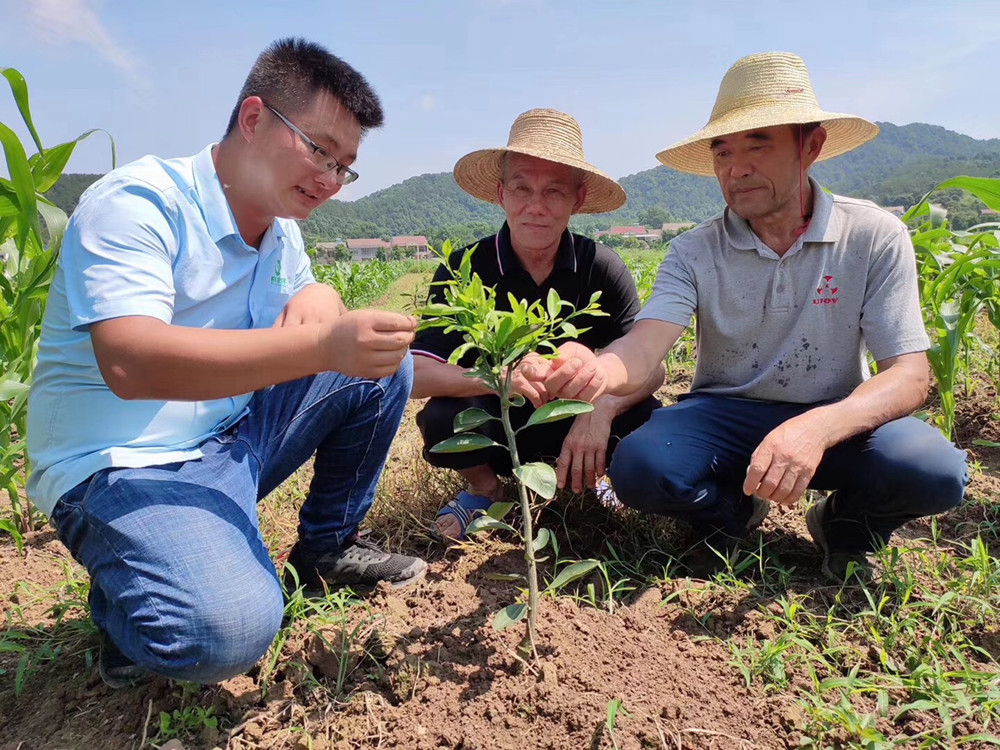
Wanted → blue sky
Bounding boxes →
[2,0,998,199]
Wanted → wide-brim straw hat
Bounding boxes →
[657,52,879,177]
[454,108,626,214]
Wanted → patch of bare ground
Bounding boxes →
[3,368,1000,749]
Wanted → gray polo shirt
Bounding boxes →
[638,181,929,404]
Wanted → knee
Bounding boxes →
[139,579,284,684]
[609,431,680,514]
[873,423,969,515]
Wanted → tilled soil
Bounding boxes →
[2,378,998,749]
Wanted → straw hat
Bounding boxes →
[656,52,879,176]
[453,108,626,214]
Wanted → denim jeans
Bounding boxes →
[49,355,412,684]
[608,395,968,552]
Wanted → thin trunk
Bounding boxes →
[500,395,539,663]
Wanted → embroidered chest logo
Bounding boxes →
[813,275,839,306]
[270,259,289,290]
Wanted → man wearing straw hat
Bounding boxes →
[542,53,967,580]
[411,109,663,540]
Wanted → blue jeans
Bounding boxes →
[49,356,412,684]
[609,395,968,552]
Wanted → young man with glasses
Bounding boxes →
[27,38,425,688]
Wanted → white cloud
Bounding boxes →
[419,94,436,112]
[27,0,148,89]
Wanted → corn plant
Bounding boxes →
[417,241,605,661]
[905,176,1000,440]
[0,68,114,534]
[312,259,403,309]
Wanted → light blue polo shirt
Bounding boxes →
[27,144,316,515]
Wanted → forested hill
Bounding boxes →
[48,122,1000,241]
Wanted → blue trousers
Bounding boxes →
[608,395,968,552]
[49,356,412,684]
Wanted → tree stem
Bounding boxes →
[500,396,539,663]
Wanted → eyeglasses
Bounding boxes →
[264,104,359,185]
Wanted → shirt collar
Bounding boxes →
[192,144,285,246]
[723,176,840,251]
[495,221,577,276]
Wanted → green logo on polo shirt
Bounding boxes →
[270,259,288,289]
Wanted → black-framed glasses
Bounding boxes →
[264,104,359,185]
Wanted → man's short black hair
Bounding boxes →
[224,38,384,137]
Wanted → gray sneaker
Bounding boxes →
[805,494,872,583]
[284,533,427,593]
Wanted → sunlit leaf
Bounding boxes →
[429,434,501,453]
[547,559,600,592]
[453,407,497,433]
[523,399,593,428]
[513,461,557,499]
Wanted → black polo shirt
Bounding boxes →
[412,222,639,367]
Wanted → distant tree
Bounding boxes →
[636,206,671,229]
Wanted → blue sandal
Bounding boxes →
[434,491,495,540]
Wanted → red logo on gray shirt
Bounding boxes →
[814,276,838,305]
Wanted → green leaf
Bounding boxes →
[972,439,1000,448]
[429,434,502,453]
[547,559,600,592]
[0,518,24,555]
[1,68,43,154]
[487,501,515,520]
[0,121,41,249]
[513,461,557,499]
[532,527,551,552]
[523,399,593,428]
[493,603,527,631]
[465,516,517,535]
[546,287,561,320]
[0,379,29,400]
[453,407,496,433]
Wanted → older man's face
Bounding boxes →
[710,125,819,222]
[497,153,585,255]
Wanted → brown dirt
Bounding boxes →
[2,371,998,749]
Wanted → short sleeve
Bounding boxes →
[285,223,317,295]
[636,240,697,327]
[860,225,930,361]
[62,177,179,331]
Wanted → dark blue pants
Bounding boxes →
[608,395,968,552]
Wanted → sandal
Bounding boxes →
[434,491,494,540]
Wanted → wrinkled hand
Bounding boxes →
[543,342,607,403]
[320,309,416,379]
[556,407,613,493]
[742,414,830,506]
[274,283,346,328]
[507,354,553,409]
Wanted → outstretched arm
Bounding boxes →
[91,307,416,401]
[543,319,687,402]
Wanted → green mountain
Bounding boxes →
[47,122,1000,239]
